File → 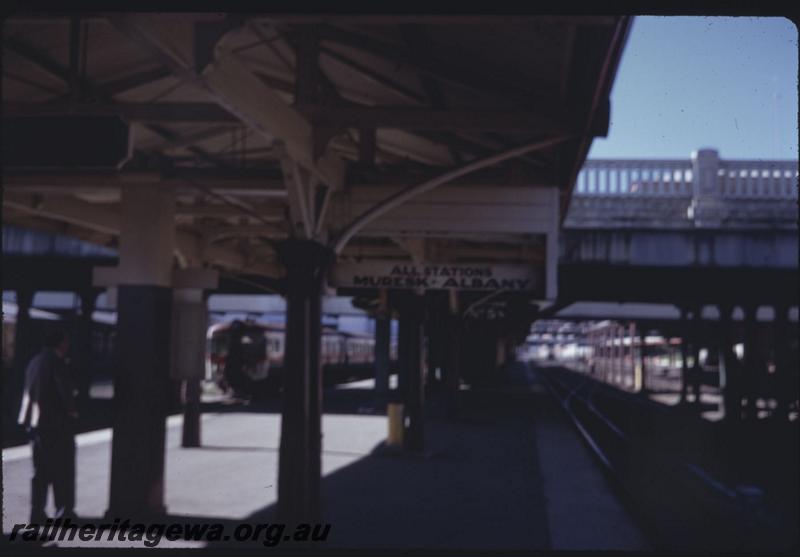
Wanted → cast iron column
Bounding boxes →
[374,313,391,408]
[718,304,741,425]
[170,281,216,449]
[276,239,331,524]
[638,326,647,395]
[108,286,172,517]
[690,306,703,409]
[773,304,789,421]
[398,292,425,451]
[742,305,759,421]
[106,183,175,519]
[679,307,690,404]
[445,312,463,419]
[75,288,101,411]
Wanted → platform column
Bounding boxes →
[679,307,690,404]
[424,292,448,396]
[104,184,175,518]
[690,306,703,408]
[607,325,615,383]
[75,288,101,410]
[605,326,612,383]
[170,270,218,448]
[773,304,790,421]
[444,292,462,418]
[616,323,625,385]
[397,291,425,451]
[374,311,391,408]
[637,326,647,394]
[615,325,622,386]
[718,304,741,425]
[742,305,759,421]
[276,239,331,524]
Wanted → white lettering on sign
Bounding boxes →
[330,261,540,292]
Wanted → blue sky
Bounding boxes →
[588,16,798,161]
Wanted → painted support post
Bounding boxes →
[742,305,759,421]
[75,288,101,411]
[424,292,446,396]
[374,313,391,408]
[603,326,610,383]
[606,326,612,384]
[170,271,217,448]
[445,313,464,418]
[627,322,636,391]
[773,304,790,421]
[397,297,409,400]
[638,327,647,394]
[620,324,626,385]
[275,239,331,524]
[398,292,425,451]
[615,325,620,385]
[691,306,703,408]
[679,307,690,404]
[718,304,741,425]
[105,184,175,518]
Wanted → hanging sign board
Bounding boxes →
[330,261,541,292]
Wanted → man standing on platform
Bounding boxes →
[17,329,79,523]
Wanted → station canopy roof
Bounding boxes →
[2,13,631,286]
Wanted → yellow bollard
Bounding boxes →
[387,403,404,447]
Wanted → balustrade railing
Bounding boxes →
[575,151,797,200]
[576,159,693,197]
[716,160,798,199]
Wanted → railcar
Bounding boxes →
[206,319,390,397]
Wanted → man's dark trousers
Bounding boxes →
[29,427,76,520]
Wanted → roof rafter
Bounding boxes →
[3,35,234,169]
[109,13,346,189]
[317,25,557,107]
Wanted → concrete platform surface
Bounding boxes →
[3,364,649,550]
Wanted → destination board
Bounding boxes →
[330,261,541,292]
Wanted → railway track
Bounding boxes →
[537,365,793,551]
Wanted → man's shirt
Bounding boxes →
[18,349,77,431]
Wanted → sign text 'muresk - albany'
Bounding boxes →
[329,261,540,291]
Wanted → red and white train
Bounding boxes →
[205,319,395,396]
